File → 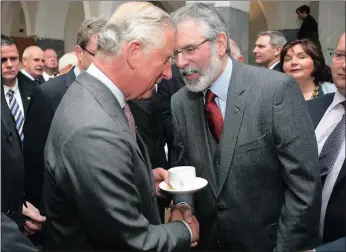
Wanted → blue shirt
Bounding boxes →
[203,57,233,119]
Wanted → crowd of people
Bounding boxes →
[1,2,345,252]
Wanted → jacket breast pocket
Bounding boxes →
[234,134,267,155]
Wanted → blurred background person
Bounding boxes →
[42,48,58,81]
[280,39,336,100]
[296,5,321,48]
[253,31,286,71]
[57,51,77,76]
[21,46,45,84]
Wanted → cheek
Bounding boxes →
[302,59,314,73]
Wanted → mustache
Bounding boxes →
[180,67,200,76]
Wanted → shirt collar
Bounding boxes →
[86,63,125,108]
[43,71,54,80]
[21,69,35,81]
[74,65,81,77]
[328,89,346,112]
[204,56,233,101]
[3,78,19,95]
[268,61,280,69]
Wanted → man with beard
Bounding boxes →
[170,3,321,251]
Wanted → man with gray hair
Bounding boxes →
[23,17,106,210]
[170,3,321,251]
[43,2,199,251]
[253,30,287,71]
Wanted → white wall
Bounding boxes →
[64,1,85,52]
[186,1,250,13]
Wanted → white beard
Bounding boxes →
[180,46,223,93]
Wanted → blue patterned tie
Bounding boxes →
[6,89,24,142]
[319,101,346,179]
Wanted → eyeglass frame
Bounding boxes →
[330,51,346,62]
[172,37,214,62]
[80,45,96,57]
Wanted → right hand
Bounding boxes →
[170,204,199,246]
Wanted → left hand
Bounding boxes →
[152,167,168,198]
[22,201,46,236]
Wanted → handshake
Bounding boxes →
[169,203,199,247]
[152,167,199,247]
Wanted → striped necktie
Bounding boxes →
[6,89,24,142]
[319,101,346,185]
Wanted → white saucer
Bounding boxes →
[159,177,208,195]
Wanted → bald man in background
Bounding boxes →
[21,46,45,84]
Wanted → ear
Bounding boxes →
[125,40,142,70]
[22,58,27,67]
[215,32,228,56]
[74,45,83,62]
[274,46,282,57]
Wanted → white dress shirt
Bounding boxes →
[21,69,35,81]
[86,64,125,108]
[42,71,55,81]
[268,61,280,70]
[3,79,25,119]
[315,89,345,238]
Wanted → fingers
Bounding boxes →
[172,203,192,224]
[25,220,42,232]
[22,202,46,223]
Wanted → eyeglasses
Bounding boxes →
[81,46,95,57]
[330,51,346,62]
[173,38,212,60]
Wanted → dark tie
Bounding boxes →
[6,90,24,142]
[319,101,346,186]
[205,89,224,143]
[123,103,136,139]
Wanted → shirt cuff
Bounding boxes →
[180,220,193,243]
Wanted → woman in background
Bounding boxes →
[280,39,336,100]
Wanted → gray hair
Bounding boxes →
[97,2,174,55]
[257,31,287,48]
[171,3,230,54]
[77,17,107,49]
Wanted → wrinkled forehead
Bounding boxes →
[175,19,205,49]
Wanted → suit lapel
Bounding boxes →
[217,59,247,197]
[189,93,218,197]
[75,72,146,164]
[17,73,35,114]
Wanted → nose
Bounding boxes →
[162,60,172,80]
[6,59,13,67]
[174,52,189,70]
[253,47,258,53]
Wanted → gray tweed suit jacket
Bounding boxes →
[171,58,322,251]
[43,71,191,251]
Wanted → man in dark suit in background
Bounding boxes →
[23,18,106,209]
[20,46,45,84]
[171,3,321,251]
[1,35,45,234]
[296,5,321,48]
[307,33,345,246]
[157,64,184,165]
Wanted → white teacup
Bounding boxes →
[168,166,196,190]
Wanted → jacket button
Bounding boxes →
[217,206,224,214]
[152,193,156,200]
[7,132,13,142]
